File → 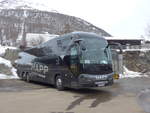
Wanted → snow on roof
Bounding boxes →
[104,36,144,40]
[144,36,150,41]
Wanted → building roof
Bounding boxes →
[104,36,144,40]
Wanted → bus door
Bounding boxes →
[70,45,79,75]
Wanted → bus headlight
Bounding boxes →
[113,74,119,79]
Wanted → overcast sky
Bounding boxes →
[26,0,150,37]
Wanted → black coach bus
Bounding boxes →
[16,32,120,90]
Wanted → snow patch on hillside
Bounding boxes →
[0,0,51,11]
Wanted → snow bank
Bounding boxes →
[120,67,148,78]
[0,73,18,79]
[0,45,17,56]
[0,57,19,79]
[11,68,19,78]
[0,46,18,79]
[0,57,12,67]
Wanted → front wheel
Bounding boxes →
[55,75,64,91]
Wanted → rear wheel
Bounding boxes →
[26,72,30,83]
[55,75,64,91]
[21,72,26,80]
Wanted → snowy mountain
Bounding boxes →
[0,0,48,10]
[0,0,111,46]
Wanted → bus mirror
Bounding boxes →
[74,39,83,44]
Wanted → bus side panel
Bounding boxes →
[43,64,75,87]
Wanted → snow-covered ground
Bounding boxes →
[0,57,18,79]
[0,46,19,79]
[0,45,17,56]
[0,73,18,79]
[120,67,148,78]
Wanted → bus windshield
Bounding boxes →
[79,37,112,65]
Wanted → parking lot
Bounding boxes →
[0,78,150,113]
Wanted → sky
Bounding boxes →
[18,0,150,37]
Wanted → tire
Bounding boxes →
[55,75,64,91]
[21,72,26,81]
[26,73,30,83]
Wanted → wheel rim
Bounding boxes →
[56,78,62,88]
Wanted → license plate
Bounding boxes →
[95,81,107,86]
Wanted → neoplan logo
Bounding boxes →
[32,63,49,74]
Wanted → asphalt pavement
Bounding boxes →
[0,78,150,113]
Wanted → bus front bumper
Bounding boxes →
[71,73,114,88]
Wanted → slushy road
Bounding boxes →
[0,78,150,113]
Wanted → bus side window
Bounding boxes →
[70,46,77,56]
[70,45,78,64]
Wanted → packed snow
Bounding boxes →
[0,57,12,67]
[120,67,148,78]
[0,46,18,79]
[0,56,19,79]
[0,45,17,56]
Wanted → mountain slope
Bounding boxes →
[0,0,111,46]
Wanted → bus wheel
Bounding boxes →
[55,75,64,91]
[26,72,30,83]
[21,72,26,81]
